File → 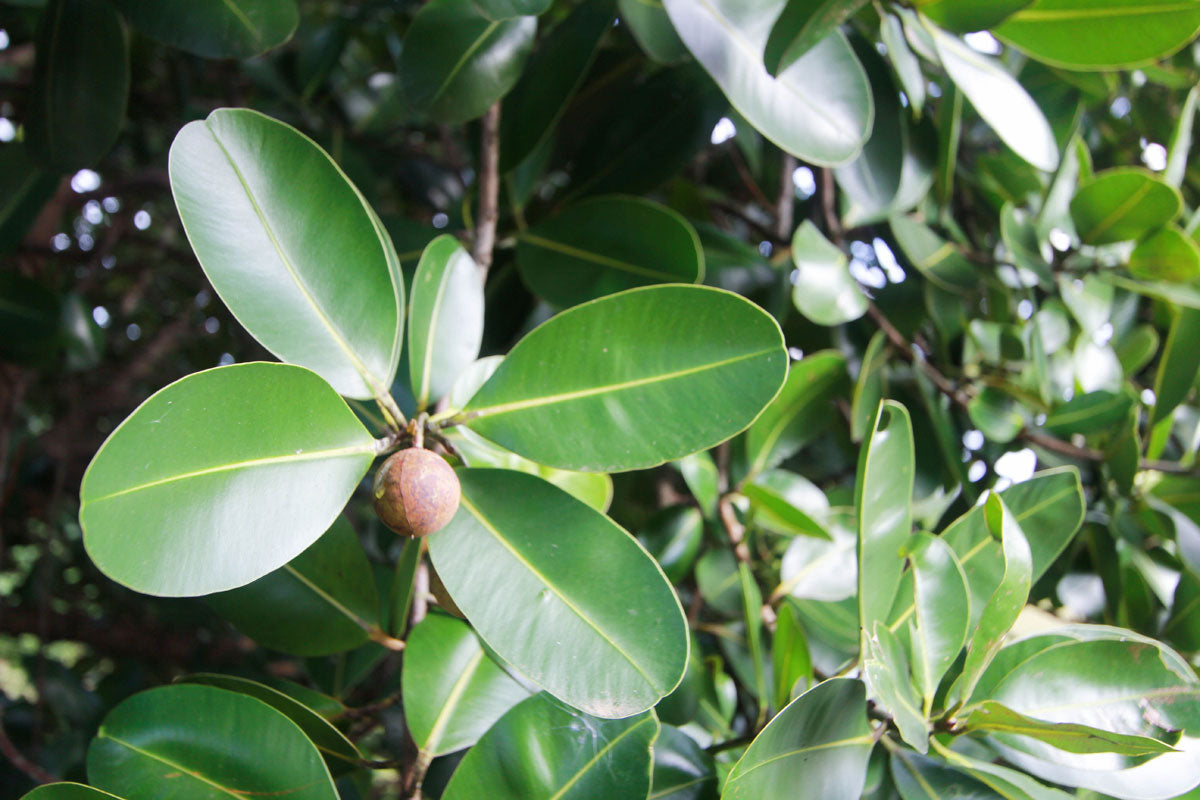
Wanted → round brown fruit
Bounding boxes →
[372,448,461,537]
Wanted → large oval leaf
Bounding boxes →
[789,221,867,326]
[651,724,719,800]
[978,634,1200,797]
[87,684,337,800]
[1069,168,1181,245]
[460,285,786,472]
[516,196,704,309]
[80,363,377,597]
[408,235,484,411]
[180,674,360,775]
[399,0,536,125]
[724,678,873,799]
[927,23,1057,172]
[403,612,531,758]
[428,468,688,717]
[206,516,379,655]
[442,693,658,799]
[663,0,872,166]
[169,108,403,400]
[857,400,915,632]
[499,0,615,171]
[1151,307,1200,426]
[918,0,1032,32]
[908,533,970,709]
[27,0,129,171]
[995,0,1200,71]
[109,0,298,58]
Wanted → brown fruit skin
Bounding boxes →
[372,448,461,537]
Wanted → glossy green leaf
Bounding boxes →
[180,674,360,774]
[640,506,705,582]
[28,0,128,170]
[968,387,1026,444]
[651,724,719,800]
[978,633,1200,796]
[461,285,786,472]
[995,0,1200,70]
[743,350,847,479]
[499,1,614,171]
[87,684,337,800]
[1001,203,1054,288]
[928,23,1057,172]
[762,0,867,75]
[80,363,377,597]
[400,0,535,124]
[1129,226,1200,283]
[674,451,720,517]
[1166,86,1199,188]
[408,235,484,410]
[739,561,769,710]
[20,786,123,800]
[108,0,298,58]
[619,0,688,63]
[778,509,857,601]
[892,468,1083,633]
[961,701,1175,756]
[403,613,531,758]
[890,215,978,292]
[918,0,1032,32]
[663,0,872,166]
[516,196,703,309]
[206,516,379,656]
[881,13,925,116]
[857,400,915,632]
[789,220,866,326]
[697,548,741,617]
[851,331,888,442]
[744,476,829,540]
[1069,168,1181,246]
[909,533,970,710]
[834,42,904,225]
[723,678,873,799]
[442,693,658,799]
[890,750,1001,800]
[773,601,813,709]
[1151,307,1200,426]
[1044,389,1133,437]
[428,469,688,717]
[862,621,928,752]
[472,0,550,18]
[169,108,403,400]
[954,494,1032,704]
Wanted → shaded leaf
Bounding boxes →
[1069,168,1181,245]
[109,0,297,58]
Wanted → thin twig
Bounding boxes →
[718,495,751,564]
[0,710,58,785]
[472,102,501,279]
[820,168,842,243]
[776,153,797,240]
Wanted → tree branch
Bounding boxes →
[776,153,796,240]
[471,103,501,279]
[0,710,58,786]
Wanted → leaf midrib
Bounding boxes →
[1011,3,1200,22]
[467,346,778,420]
[546,716,655,800]
[732,733,874,780]
[521,232,687,282]
[1081,179,1155,242]
[99,732,255,798]
[461,494,661,694]
[83,443,374,506]
[204,123,384,397]
[427,20,501,110]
